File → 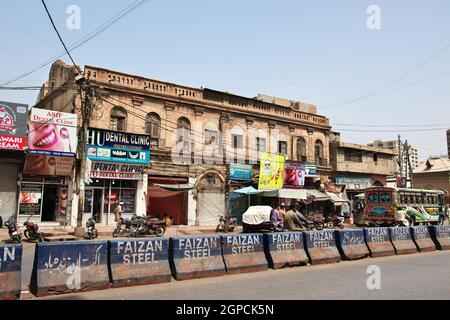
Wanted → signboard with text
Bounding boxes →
[335,177,373,190]
[229,163,253,181]
[0,101,28,151]
[23,155,74,176]
[28,108,77,157]
[86,128,150,165]
[90,161,144,180]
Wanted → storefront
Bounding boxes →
[0,101,27,225]
[84,128,150,225]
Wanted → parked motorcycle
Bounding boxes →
[129,216,166,237]
[215,215,237,233]
[85,215,98,239]
[23,214,43,241]
[5,216,22,242]
[324,215,345,229]
[113,217,132,237]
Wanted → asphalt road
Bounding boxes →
[29,250,450,300]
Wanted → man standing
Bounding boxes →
[114,201,124,222]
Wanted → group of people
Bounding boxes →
[270,202,312,231]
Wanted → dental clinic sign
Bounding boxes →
[28,108,77,157]
[86,128,150,165]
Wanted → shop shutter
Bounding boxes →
[0,163,19,223]
[197,190,225,227]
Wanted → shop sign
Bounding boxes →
[0,101,28,151]
[229,163,253,181]
[28,108,77,157]
[23,155,74,176]
[90,161,144,180]
[19,183,42,216]
[283,161,305,188]
[335,177,373,190]
[258,153,285,191]
[86,128,150,165]
[305,162,317,177]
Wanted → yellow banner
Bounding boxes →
[258,153,285,190]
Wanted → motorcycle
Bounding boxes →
[129,216,166,237]
[215,215,237,233]
[5,216,22,242]
[324,215,345,229]
[23,214,43,241]
[113,217,132,237]
[85,215,98,239]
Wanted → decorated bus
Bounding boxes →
[360,187,448,226]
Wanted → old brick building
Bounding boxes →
[36,60,333,226]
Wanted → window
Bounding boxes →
[110,107,127,131]
[315,140,323,163]
[380,192,391,203]
[278,141,287,155]
[256,137,266,152]
[177,117,191,151]
[145,113,160,148]
[368,192,379,204]
[296,137,307,161]
[373,153,378,162]
[205,129,218,145]
[232,134,243,149]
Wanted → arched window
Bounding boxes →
[314,139,323,164]
[177,117,191,150]
[145,112,160,148]
[110,107,127,132]
[296,137,307,162]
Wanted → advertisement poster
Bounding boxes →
[19,183,42,216]
[258,153,285,191]
[0,100,28,151]
[335,177,373,190]
[56,185,69,218]
[229,163,253,181]
[283,161,305,188]
[28,108,77,157]
[23,155,74,176]
[86,128,150,165]
[305,162,317,177]
[90,161,144,180]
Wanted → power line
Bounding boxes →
[334,127,449,133]
[0,0,149,87]
[41,0,78,71]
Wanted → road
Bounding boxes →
[27,250,450,300]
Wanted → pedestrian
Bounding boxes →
[114,201,124,222]
[271,204,283,230]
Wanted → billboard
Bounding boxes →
[258,153,285,191]
[28,108,77,157]
[335,177,373,190]
[229,163,253,181]
[283,161,305,188]
[86,128,150,165]
[23,155,75,176]
[0,100,28,150]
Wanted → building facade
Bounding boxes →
[413,157,450,204]
[447,129,450,159]
[35,60,333,226]
[330,137,396,201]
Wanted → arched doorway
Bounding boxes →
[196,171,225,226]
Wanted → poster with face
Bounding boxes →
[28,108,77,157]
[23,155,74,176]
[283,161,306,188]
[58,185,69,216]
[19,184,42,216]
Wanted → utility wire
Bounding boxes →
[41,0,79,71]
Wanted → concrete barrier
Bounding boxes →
[29,241,110,296]
[0,243,22,300]
[109,238,171,287]
[335,229,369,260]
[429,225,450,250]
[263,232,308,269]
[411,226,436,252]
[303,230,341,265]
[364,228,395,257]
[169,235,225,280]
[221,234,268,274]
[389,227,417,255]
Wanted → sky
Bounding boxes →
[1,0,449,161]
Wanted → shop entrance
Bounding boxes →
[84,188,103,223]
[41,185,58,221]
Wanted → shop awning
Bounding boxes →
[154,183,195,191]
[231,186,263,195]
[305,189,330,201]
[326,192,349,203]
[277,188,309,200]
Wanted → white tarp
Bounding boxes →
[242,205,272,225]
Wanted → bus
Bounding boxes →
[360,187,448,226]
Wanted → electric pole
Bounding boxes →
[397,134,403,187]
